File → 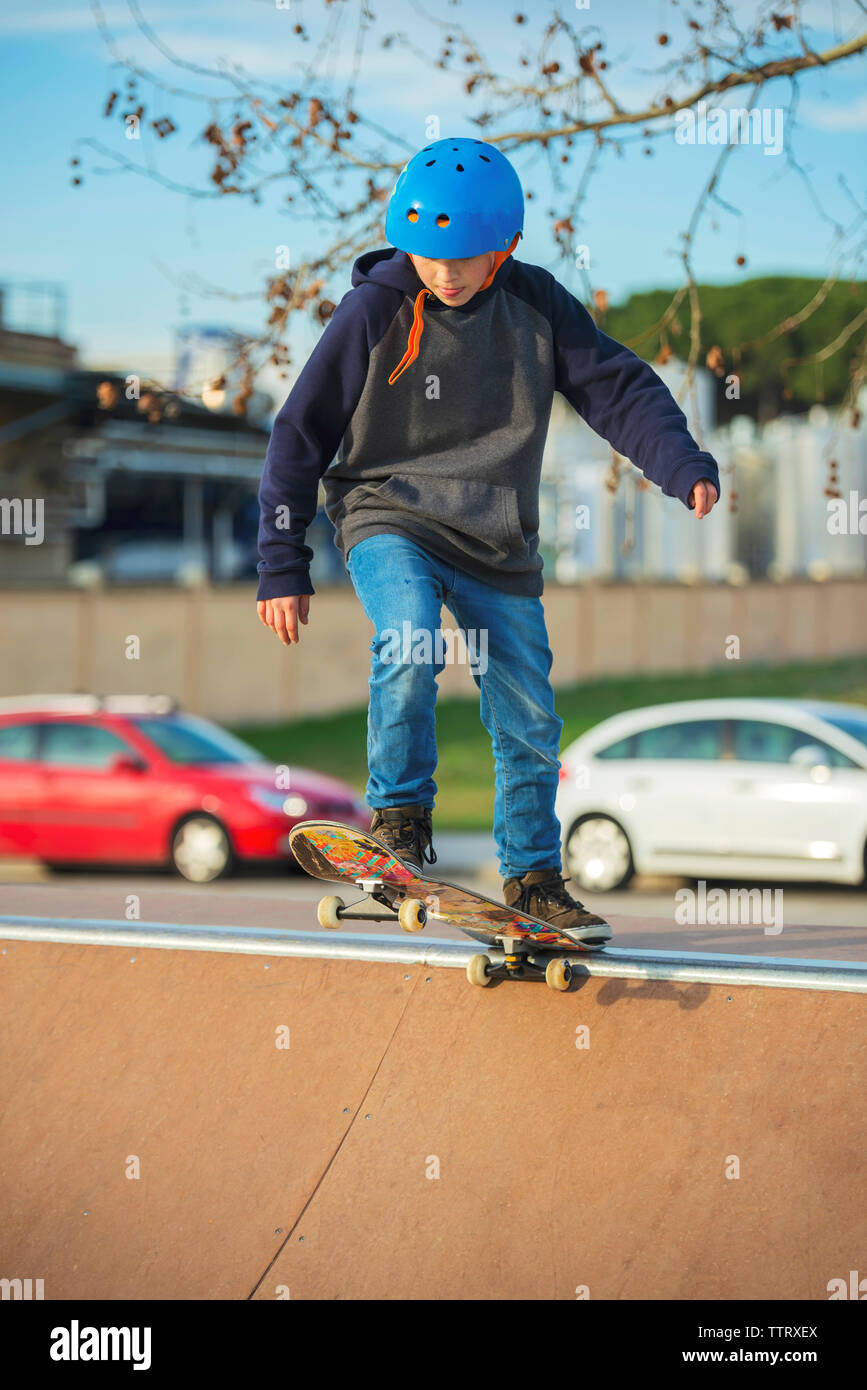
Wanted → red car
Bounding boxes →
[0,696,368,882]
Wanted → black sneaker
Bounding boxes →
[370,804,437,873]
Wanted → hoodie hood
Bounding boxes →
[351,243,519,384]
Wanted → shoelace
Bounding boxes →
[382,813,438,867]
[411,817,437,867]
[514,873,574,916]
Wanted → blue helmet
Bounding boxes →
[385,136,524,259]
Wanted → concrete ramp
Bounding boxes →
[1,928,865,1300]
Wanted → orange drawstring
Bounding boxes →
[388,234,521,386]
[387,287,433,386]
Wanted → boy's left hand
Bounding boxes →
[689,479,718,518]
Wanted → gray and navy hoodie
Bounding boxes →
[256,248,720,600]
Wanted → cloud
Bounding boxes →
[801,93,867,131]
[0,1,466,113]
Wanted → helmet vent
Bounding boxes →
[407,209,419,222]
[479,154,491,163]
[425,160,435,167]
[456,163,464,171]
[436,214,450,227]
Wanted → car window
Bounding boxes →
[818,712,867,752]
[0,722,41,761]
[596,735,636,760]
[634,720,724,760]
[41,722,133,768]
[731,719,858,770]
[131,715,262,765]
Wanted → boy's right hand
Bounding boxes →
[257,595,310,646]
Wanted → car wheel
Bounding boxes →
[564,814,634,892]
[171,815,234,883]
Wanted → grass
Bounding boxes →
[231,655,867,830]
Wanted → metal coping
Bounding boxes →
[1,915,866,994]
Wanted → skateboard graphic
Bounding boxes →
[288,820,612,991]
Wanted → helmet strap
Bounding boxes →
[478,234,520,291]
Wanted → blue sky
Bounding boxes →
[0,0,864,388]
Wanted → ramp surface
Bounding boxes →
[1,937,864,1300]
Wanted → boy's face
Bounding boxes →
[409,251,496,306]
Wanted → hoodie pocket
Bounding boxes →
[350,473,525,562]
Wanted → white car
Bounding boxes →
[555,698,867,891]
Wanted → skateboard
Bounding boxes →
[288,819,612,991]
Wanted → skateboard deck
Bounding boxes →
[288,819,612,953]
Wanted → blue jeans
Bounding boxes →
[346,533,564,879]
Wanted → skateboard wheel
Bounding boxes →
[545,957,572,991]
[398,897,427,934]
[467,954,492,987]
[317,895,345,930]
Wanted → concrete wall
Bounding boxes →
[2,578,866,724]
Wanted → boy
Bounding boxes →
[257,136,720,935]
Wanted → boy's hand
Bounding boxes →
[257,595,310,646]
[689,479,718,518]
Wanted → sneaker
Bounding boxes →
[369,804,437,873]
[502,867,611,937]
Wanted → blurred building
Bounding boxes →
[172,323,272,428]
[765,406,867,581]
[542,358,867,585]
[0,279,271,588]
[543,359,732,583]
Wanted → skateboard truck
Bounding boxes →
[316,882,429,935]
[467,936,574,992]
[357,877,385,894]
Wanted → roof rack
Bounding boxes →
[0,694,179,715]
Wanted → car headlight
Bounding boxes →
[249,788,308,816]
